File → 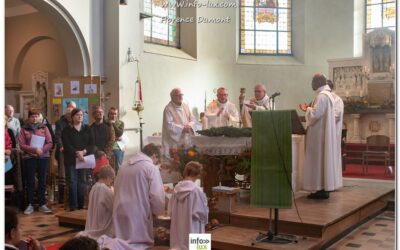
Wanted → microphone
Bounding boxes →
[270,92,281,98]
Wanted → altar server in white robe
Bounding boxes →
[78,166,115,239]
[300,74,339,199]
[204,87,239,128]
[241,84,271,128]
[168,161,208,250]
[113,143,165,250]
[162,88,196,156]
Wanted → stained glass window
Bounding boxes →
[144,0,179,47]
[366,0,396,33]
[240,0,291,55]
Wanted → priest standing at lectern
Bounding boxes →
[162,88,195,156]
[204,87,239,128]
[241,84,271,128]
[300,74,341,199]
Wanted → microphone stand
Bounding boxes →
[270,96,276,111]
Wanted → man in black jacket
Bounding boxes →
[54,107,74,203]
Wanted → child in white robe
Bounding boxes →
[78,165,115,239]
[168,161,209,250]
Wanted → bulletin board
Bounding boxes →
[48,76,101,125]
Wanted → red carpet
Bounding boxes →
[343,164,395,180]
[45,243,63,250]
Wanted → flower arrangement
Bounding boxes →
[343,97,369,112]
[169,146,201,175]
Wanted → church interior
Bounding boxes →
[3,0,396,249]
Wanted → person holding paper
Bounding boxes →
[168,161,208,250]
[18,108,53,215]
[62,108,95,211]
[162,88,196,156]
[107,107,125,171]
[241,84,271,128]
[113,143,165,250]
[204,87,239,128]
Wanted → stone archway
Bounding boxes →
[22,0,91,76]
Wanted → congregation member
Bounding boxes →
[78,166,115,239]
[38,113,55,148]
[241,84,271,128]
[328,80,344,188]
[54,107,74,203]
[168,161,209,250]
[18,108,53,214]
[204,87,239,128]
[107,107,125,171]
[299,74,340,199]
[5,206,45,250]
[91,106,115,160]
[113,143,165,250]
[162,88,195,156]
[59,236,99,250]
[5,105,20,142]
[62,108,94,211]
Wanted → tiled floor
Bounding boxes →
[329,211,395,250]
[17,205,395,250]
[18,204,80,248]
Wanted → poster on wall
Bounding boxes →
[63,98,89,124]
[54,83,64,97]
[70,80,80,95]
[84,83,97,94]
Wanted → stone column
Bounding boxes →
[350,114,361,143]
[386,113,395,143]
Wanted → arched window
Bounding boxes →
[143,0,179,47]
[240,0,291,55]
[366,0,396,33]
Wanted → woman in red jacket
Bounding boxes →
[18,108,53,215]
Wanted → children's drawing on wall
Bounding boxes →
[54,83,64,97]
[35,81,47,115]
[63,98,89,124]
[53,104,60,118]
[84,83,97,94]
[71,80,80,95]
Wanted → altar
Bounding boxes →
[145,134,305,195]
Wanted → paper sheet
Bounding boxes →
[75,154,96,169]
[30,135,45,148]
[117,133,130,150]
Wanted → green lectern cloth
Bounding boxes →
[250,110,292,208]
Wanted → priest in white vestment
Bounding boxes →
[162,88,195,156]
[78,166,115,239]
[168,162,208,250]
[300,74,340,199]
[328,80,344,189]
[204,87,239,128]
[241,84,271,128]
[113,144,165,250]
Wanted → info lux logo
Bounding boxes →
[189,234,211,250]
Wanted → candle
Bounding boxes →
[204,91,207,112]
[345,91,349,98]
[359,89,363,98]
[139,80,142,102]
